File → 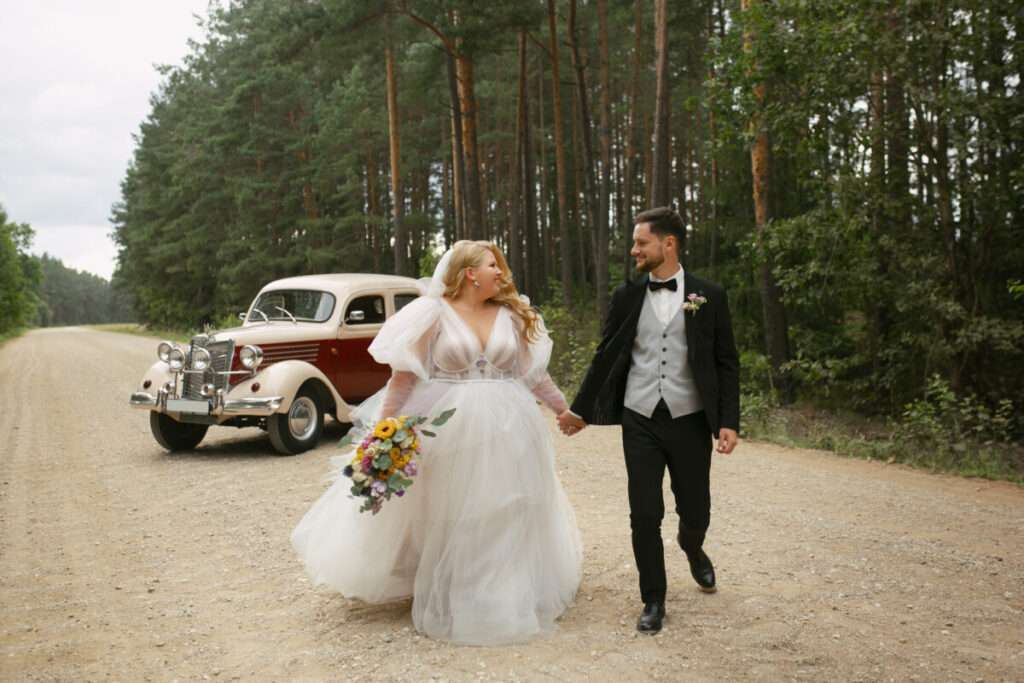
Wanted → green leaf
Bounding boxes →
[420,429,436,437]
[431,408,457,426]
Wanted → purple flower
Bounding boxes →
[395,490,405,497]
[371,480,388,495]
[403,462,418,477]
[362,456,373,470]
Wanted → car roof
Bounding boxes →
[259,273,421,295]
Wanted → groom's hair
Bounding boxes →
[635,206,686,255]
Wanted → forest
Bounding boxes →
[109,1,1023,471]
[0,205,134,334]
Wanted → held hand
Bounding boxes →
[557,411,587,437]
[715,428,738,454]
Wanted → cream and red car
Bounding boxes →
[129,273,420,455]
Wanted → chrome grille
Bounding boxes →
[182,338,235,400]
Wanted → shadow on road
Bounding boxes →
[143,421,353,462]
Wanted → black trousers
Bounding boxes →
[621,401,713,604]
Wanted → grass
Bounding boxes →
[0,326,28,348]
[743,402,1024,485]
[89,323,192,344]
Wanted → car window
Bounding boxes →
[394,292,419,314]
[345,295,385,325]
[250,289,335,322]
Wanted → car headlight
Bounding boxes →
[168,347,186,371]
[157,341,174,363]
[192,347,211,371]
[239,345,263,370]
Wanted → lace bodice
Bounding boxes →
[367,295,567,415]
[430,302,520,380]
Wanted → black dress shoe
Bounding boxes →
[686,549,717,593]
[636,601,665,633]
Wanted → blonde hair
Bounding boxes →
[442,240,541,341]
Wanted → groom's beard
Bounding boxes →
[635,249,665,273]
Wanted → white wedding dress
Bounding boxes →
[291,290,582,645]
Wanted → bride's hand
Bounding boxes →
[557,411,586,436]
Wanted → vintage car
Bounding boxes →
[129,273,421,455]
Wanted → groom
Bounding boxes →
[558,206,740,634]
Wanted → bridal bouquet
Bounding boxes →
[339,409,455,515]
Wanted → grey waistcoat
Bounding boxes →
[624,293,704,419]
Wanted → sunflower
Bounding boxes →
[373,418,399,440]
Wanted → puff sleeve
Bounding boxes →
[367,296,441,381]
[515,305,568,414]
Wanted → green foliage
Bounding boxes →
[107,0,1022,482]
[0,205,41,335]
[35,254,135,326]
[894,375,1020,472]
[539,289,600,398]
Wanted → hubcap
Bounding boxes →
[288,396,318,440]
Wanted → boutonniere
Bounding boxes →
[682,292,707,314]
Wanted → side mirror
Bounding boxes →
[238,312,247,321]
[346,310,366,324]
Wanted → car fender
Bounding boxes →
[137,361,177,395]
[229,360,351,420]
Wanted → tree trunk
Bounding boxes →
[568,0,601,274]
[366,147,381,272]
[457,53,485,240]
[516,31,537,298]
[536,58,551,299]
[596,0,612,319]
[742,0,791,396]
[547,0,573,306]
[445,50,467,242]
[622,0,643,280]
[385,25,407,276]
[651,0,671,208]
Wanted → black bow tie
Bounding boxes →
[647,278,678,292]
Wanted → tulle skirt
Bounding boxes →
[290,378,582,645]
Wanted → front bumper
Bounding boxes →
[129,389,283,417]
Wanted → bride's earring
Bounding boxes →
[472,279,480,288]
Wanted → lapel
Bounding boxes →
[622,274,648,335]
[683,271,703,358]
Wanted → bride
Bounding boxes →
[291,240,582,645]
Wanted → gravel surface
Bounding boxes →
[2,327,1022,682]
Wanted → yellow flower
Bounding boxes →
[373,418,399,440]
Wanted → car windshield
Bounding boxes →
[249,289,336,323]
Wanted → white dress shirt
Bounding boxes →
[647,266,685,327]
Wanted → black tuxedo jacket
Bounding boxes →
[570,272,740,434]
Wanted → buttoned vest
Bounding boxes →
[624,293,704,419]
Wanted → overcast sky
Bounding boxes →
[0,1,213,280]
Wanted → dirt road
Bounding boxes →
[1,327,1022,682]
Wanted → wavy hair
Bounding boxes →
[442,240,541,342]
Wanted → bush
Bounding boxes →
[893,375,1021,475]
[539,292,601,397]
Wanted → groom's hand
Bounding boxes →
[557,411,586,436]
[716,428,738,454]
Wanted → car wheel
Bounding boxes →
[150,412,208,451]
[267,387,323,455]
